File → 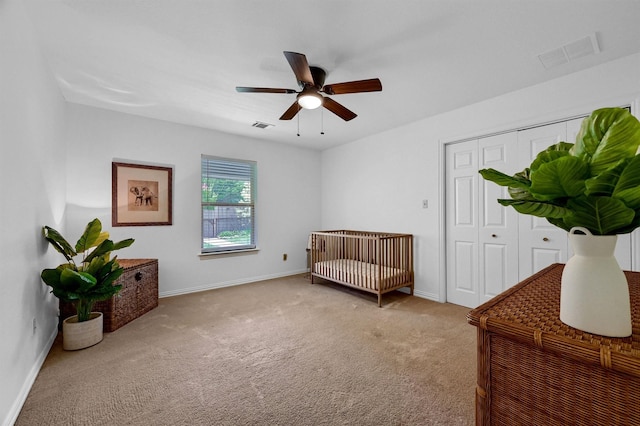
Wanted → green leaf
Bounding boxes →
[112,238,135,251]
[479,168,531,189]
[92,231,110,250]
[546,217,571,232]
[41,264,77,295]
[75,218,103,253]
[584,159,628,196]
[506,169,533,199]
[42,226,76,261]
[45,268,98,302]
[614,211,640,235]
[41,268,62,288]
[529,142,573,171]
[83,238,135,264]
[529,156,587,200]
[498,199,568,218]
[60,268,97,291]
[612,155,640,210]
[94,258,123,287]
[564,196,635,235]
[571,108,640,176]
[82,256,106,277]
[83,239,115,264]
[542,141,574,153]
[97,268,124,289]
[508,186,532,200]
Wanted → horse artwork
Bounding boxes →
[128,180,159,211]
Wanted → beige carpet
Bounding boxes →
[17,275,476,425]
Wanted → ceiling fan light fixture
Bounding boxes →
[297,90,323,109]
[237,51,380,121]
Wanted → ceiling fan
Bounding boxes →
[236,51,382,121]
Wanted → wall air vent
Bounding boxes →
[538,33,600,69]
[252,121,274,129]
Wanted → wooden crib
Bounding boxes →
[310,230,414,307]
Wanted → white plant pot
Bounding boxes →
[62,312,104,350]
[560,227,632,337]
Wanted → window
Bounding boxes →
[201,155,256,253]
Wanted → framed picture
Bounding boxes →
[112,162,173,226]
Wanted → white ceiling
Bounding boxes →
[24,0,640,150]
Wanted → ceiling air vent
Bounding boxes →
[252,121,274,129]
[538,33,600,69]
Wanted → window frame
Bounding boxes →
[201,155,257,254]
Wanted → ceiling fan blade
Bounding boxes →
[322,78,382,95]
[236,87,297,94]
[279,101,301,120]
[323,97,357,121]
[283,51,314,87]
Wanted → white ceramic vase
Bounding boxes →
[560,227,632,337]
[62,312,104,350]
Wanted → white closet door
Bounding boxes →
[478,133,520,303]
[446,115,636,308]
[446,134,519,307]
[517,122,570,280]
[445,140,479,308]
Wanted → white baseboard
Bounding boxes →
[159,269,308,298]
[160,273,444,304]
[413,288,442,302]
[4,327,58,426]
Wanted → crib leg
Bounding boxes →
[378,293,382,308]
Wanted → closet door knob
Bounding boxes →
[543,237,549,242]
[491,234,497,238]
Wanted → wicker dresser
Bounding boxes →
[60,258,158,332]
[467,263,640,426]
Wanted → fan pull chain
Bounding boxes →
[321,106,324,135]
[297,106,300,136]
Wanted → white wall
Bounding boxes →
[0,0,68,424]
[64,104,322,297]
[322,52,640,303]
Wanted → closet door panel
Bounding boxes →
[478,133,519,302]
[517,122,569,280]
[446,141,479,308]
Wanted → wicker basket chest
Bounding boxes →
[467,263,640,426]
[60,258,158,332]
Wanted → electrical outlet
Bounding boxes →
[422,199,429,209]
[283,253,287,261]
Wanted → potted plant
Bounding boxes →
[479,107,640,337]
[41,218,134,349]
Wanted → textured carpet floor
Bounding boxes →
[17,275,476,425]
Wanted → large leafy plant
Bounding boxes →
[479,107,640,235]
[41,218,135,322]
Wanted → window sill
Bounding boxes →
[199,248,260,258]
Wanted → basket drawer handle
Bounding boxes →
[135,272,143,281]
